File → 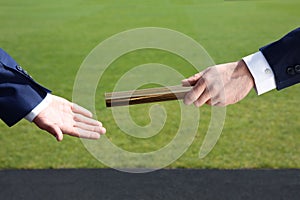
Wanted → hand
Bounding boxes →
[182,60,254,107]
[33,94,106,141]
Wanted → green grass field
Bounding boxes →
[0,0,299,169]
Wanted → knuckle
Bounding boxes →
[192,74,198,78]
[193,101,200,107]
[186,91,195,101]
[194,99,203,107]
[73,114,80,121]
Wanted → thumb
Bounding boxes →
[45,124,64,142]
[181,79,191,87]
[182,73,203,87]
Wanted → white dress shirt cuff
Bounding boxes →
[24,93,52,122]
[243,51,276,95]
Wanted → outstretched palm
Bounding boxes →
[33,94,106,141]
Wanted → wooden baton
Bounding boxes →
[105,85,192,107]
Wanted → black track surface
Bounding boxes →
[0,169,299,200]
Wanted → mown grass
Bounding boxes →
[0,0,299,169]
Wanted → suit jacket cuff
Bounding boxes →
[0,48,51,126]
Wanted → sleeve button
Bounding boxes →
[264,68,271,74]
[294,65,300,73]
[287,67,295,75]
[16,65,23,71]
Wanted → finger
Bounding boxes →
[71,128,104,139]
[193,88,211,107]
[74,122,106,135]
[206,98,224,106]
[73,113,103,126]
[182,72,203,87]
[183,78,206,105]
[71,103,93,118]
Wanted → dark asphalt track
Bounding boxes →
[0,169,299,200]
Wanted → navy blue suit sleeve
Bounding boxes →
[260,27,300,90]
[0,48,50,126]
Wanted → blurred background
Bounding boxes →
[0,0,299,169]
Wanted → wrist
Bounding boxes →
[24,93,52,122]
[237,60,255,88]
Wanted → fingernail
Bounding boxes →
[101,127,106,134]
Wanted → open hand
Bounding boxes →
[33,94,106,141]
